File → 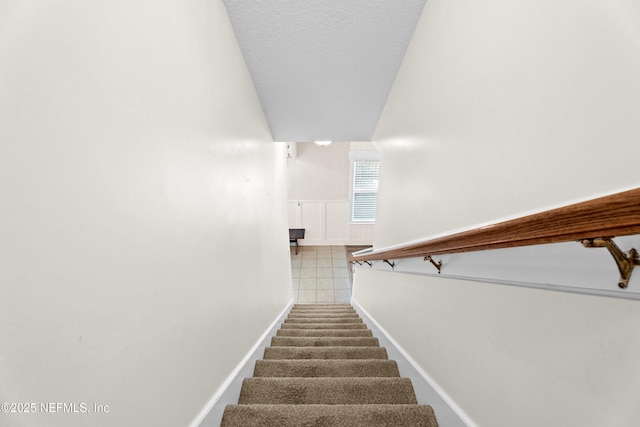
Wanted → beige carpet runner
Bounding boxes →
[221,303,439,426]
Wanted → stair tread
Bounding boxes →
[287,313,360,318]
[221,404,438,427]
[281,322,367,329]
[289,312,357,315]
[284,318,363,323]
[287,317,361,321]
[271,336,379,347]
[286,317,361,321]
[293,304,353,307]
[276,329,372,337]
[254,359,400,377]
[263,346,388,360]
[239,377,418,404]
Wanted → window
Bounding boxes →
[351,159,380,222]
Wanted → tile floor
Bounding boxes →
[290,245,352,303]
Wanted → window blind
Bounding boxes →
[352,160,380,222]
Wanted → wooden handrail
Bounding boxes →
[349,187,640,263]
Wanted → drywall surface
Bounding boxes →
[373,0,640,248]
[0,2,291,427]
[287,142,350,201]
[354,0,640,426]
[353,269,640,427]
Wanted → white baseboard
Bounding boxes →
[190,300,294,427]
[352,299,476,427]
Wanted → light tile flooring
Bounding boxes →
[290,245,352,304]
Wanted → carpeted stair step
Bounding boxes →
[289,308,356,312]
[288,311,358,316]
[271,336,378,347]
[287,316,361,321]
[253,359,400,377]
[291,305,356,309]
[276,328,372,337]
[293,304,353,308]
[221,303,439,426]
[238,377,418,404]
[280,322,367,329]
[286,316,361,321]
[287,314,358,319]
[284,317,363,323]
[263,346,388,360]
[221,404,439,427]
[288,312,357,316]
[287,313,360,318]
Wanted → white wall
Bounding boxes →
[0,2,291,427]
[287,142,350,201]
[354,270,640,427]
[354,1,640,426]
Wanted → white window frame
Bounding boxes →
[348,150,381,224]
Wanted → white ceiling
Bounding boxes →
[224,0,426,142]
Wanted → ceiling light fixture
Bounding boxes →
[314,141,332,147]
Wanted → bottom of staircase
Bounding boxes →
[222,404,438,426]
[220,303,438,426]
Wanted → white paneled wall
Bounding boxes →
[288,200,374,246]
[347,223,376,244]
[325,201,349,241]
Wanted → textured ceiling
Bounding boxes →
[224,0,426,142]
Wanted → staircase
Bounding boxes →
[221,303,439,426]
